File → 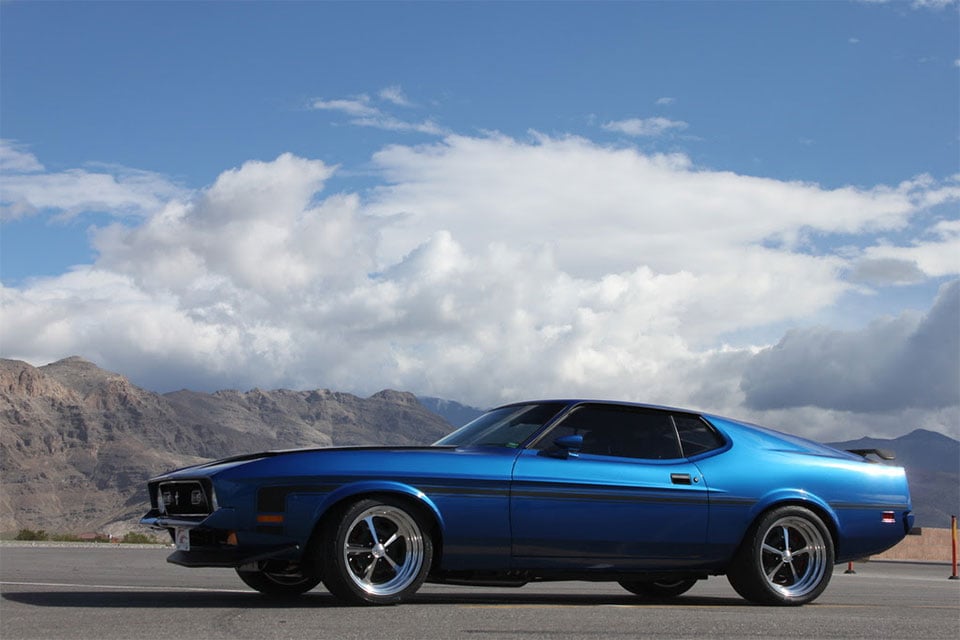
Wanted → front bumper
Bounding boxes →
[141,508,301,569]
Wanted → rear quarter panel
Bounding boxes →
[697,418,911,565]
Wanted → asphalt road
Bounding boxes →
[1,543,957,640]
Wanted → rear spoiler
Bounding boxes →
[847,448,895,462]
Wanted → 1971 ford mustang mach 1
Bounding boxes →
[141,400,912,606]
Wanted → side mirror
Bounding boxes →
[543,434,583,458]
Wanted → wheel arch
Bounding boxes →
[740,493,840,560]
[304,481,445,568]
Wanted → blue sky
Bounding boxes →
[1,1,958,440]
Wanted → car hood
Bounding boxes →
[149,445,462,482]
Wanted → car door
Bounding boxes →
[509,404,710,569]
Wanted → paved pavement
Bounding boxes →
[1,544,957,639]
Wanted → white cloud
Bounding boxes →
[859,218,960,279]
[0,161,187,222]
[379,85,413,107]
[655,97,675,106]
[859,0,958,8]
[92,153,363,296]
[0,140,44,173]
[311,96,380,118]
[366,134,935,280]
[602,117,688,137]
[911,0,957,9]
[311,92,445,135]
[2,140,957,440]
[352,115,447,136]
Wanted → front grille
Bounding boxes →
[158,481,213,516]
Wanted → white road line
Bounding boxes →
[0,581,252,594]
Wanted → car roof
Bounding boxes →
[493,398,705,416]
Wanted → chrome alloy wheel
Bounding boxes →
[341,504,426,597]
[759,515,828,599]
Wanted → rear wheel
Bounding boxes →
[727,505,834,605]
[619,577,697,598]
[235,563,321,597]
[322,497,433,605]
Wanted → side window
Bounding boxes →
[533,405,683,460]
[673,414,724,457]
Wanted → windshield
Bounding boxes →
[434,402,568,448]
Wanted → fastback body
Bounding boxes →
[142,400,912,605]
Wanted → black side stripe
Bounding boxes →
[258,478,711,511]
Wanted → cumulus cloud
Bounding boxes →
[741,280,959,413]
[602,117,688,137]
[92,153,377,298]
[365,134,939,285]
[2,138,958,440]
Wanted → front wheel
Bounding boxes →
[727,505,834,605]
[322,497,433,605]
[235,563,321,597]
[619,578,698,598]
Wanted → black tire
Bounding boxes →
[321,497,433,605]
[235,563,321,597]
[619,577,698,598]
[727,505,834,605]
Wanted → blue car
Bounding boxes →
[141,400,912,606]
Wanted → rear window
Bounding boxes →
[674,414,725,456]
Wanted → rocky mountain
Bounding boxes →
[0,357,455,536]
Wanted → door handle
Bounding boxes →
[670,473,692,485]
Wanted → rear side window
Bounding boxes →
[673,414,724,457]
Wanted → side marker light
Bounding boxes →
[256,514,284,524]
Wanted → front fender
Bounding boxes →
[311,480,446,534]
